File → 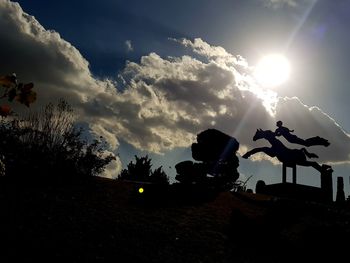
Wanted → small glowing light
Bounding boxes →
[138,187,144,194]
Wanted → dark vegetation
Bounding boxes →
[0,73,37,116]
[0,177,349,262]
[0,74,113,181]
[0,99,115,180]
[119,155,169,185]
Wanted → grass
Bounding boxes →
[0,176,349,262]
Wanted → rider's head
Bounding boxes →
[276,120,283,127]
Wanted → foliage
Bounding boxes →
[0,99,115,179]
[0,74,37,117]
[150,166,170,184]
[119,155,152,182]
[0,156,5,176]
[118,155,169,184]
[231,175,253,192]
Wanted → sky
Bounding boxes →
[1,0,350,197]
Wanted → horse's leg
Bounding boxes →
[301,148,319,159]
[242,147,276,159]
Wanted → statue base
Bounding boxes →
[256,182,333,203]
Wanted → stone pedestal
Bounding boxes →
[336,176,345,203]
[282,164,297,184]
[320,169,333,202]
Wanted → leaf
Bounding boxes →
[0,105,11,117]
[19,82,34,93]
[16,90,37,107]
[0,74,17,88]
[8,88,17,102]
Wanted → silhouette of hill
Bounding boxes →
[0,176,349,262]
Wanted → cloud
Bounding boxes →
[117,51,273,153]
[1,0,349,177]
[101,151,122,179]
[259,0,316,10]
[125,40,133,52]
[260,0,298,9]
[0,0,122,177]
[170,38,237,66]
[116,39,350,165]
[274,97,350,164]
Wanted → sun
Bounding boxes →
[254,54,291,88]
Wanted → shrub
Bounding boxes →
[150,166,169,185]
[0,99,115,179]
[118,155,169,185]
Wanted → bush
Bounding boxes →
[118,155,169,185]
[150,166,169,184]
[0,99,115,179]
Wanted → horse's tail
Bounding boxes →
[301,148,319,159]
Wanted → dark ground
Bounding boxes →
[0,176,349,262]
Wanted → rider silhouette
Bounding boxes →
[274,120,330,147]
[275,121,300,143]
[275,120,294,135]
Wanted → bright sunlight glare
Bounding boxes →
[254,54,291,88]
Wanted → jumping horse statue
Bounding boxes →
[242,129,332,183]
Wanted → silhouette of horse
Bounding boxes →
[242,129,332,172]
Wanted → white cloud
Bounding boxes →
[1,0,349,177]
[101,151,122,178]
[274,97,350,164]
[125,40,133,52]
[171,38,236,65]
[117,51,273,152]
[0,0,123,177]
[259,0,317,10]
[260,0,298,9]
[116,39,350,165]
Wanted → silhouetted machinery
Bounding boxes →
[175,129,240,190]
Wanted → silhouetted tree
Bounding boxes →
[150,166,169,185]
[0,99,115,179]
[119,155,152,182]
[118,155,169,184]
